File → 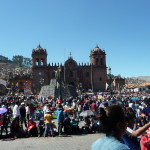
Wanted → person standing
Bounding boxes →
[20,102,27,128]
[56,104,64,136]
[72,99,78,118]
[38,118,45,137]
[0,113,9,137]
[91,100,97,115]
[13,101,20,121]
[25,103,30,123]
[44,110,54,137]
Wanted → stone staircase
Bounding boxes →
[39,79,78,99]
[39,79,56,98]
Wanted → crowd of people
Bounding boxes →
[0,92,150,150]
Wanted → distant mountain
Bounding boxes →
[137,76,150,82]
[0,62,31,80]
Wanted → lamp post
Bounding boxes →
[79,83,82,97]
[108,66,112,96]
[58,65,62,100]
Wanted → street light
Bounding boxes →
[79,83,82,97]
[108,66,112,95]
[58,65,62,100]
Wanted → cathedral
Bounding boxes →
[32,45,107,95]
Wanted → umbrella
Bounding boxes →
[108,100,123,106]
[0,107,7,114]
[131,97,140,101]
[99,102,108,108]
[79,110,94,117]
[109,100,116,106]
[98,92,103,95]
[142,106,150,115]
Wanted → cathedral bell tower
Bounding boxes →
[90,46,107,92]
[90,45,106,67]
[32,44,47,68]
[32,45,49,94]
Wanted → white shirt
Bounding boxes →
[13,104,20,118]
[26,106,30,114]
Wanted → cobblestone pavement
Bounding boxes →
[0,133,104,150]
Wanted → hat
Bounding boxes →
[21,102,25,105]
[46,109,50,113]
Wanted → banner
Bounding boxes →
[24,82,32,96]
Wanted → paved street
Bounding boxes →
[0,133,104,150]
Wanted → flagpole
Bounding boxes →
[64,49,66,84]
[91,63,93,94]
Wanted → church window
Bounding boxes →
[70,71,73,77]
[36,58,39,66]
[96,58,99,65]
[99,77,102,81]
[41,58,44,66]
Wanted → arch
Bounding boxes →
[41,58,44,66]
[36,58,39,66]
[69,70,73,77]
[96,58,99,65]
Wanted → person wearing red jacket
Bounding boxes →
[141,128,150,150]
[26,118,38,137]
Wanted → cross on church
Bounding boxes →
[70,52,72,58]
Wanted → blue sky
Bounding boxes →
[0,0,150,78]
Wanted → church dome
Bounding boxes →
[93,45,101,51]
[64,56,77,67]
[32,44,47,55]
[91,45,105,55]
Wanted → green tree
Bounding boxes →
[0,55,12,63]
[23,57,32,67]
[12,55,24,66]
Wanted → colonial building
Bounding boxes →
[8,72,32,95]
[32,45,107,94]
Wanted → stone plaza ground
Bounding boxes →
[0,119,104,150]
[0,133,103,150]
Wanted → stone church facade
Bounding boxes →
[32,45,107,94]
